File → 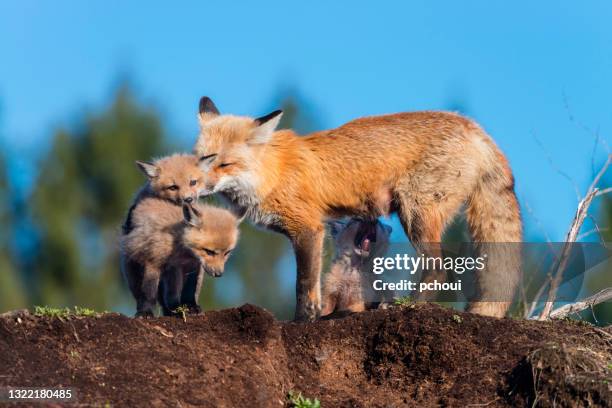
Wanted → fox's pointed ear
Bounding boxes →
[198,96,220,126]
[135,160,160,179]
[230,206,247,224]
[182,204,203,228]
[250,110,283,144]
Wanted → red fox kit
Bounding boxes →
[322,218,393,316]
[122,154,205,235]
[193,97,522,321]
[121,200,240,317]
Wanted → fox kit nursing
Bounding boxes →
[121,154,240,317]
[194,97,522,321]
[322,219,393,316]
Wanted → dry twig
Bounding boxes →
[538,154,611,320]
[548,287,612,319]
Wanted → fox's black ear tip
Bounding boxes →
[254,109,283,126]
[199,96,220,115]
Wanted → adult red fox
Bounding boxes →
[193,97,522,321]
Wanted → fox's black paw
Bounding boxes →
[294,301,321,322]
[187,305,202,315]
[135,311,155,319]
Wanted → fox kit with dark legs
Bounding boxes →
[120,154,240,317]
[194,97,522,321]
[322,219,393,316]
[121,201,240,317]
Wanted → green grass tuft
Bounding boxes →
[173,305,189,322]
[73,306,97,317]
[393,296,413,307]
[34,305,99,320]
[288,391,321,408]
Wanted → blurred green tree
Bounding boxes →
[0,150,26,310]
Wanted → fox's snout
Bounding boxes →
[202,263,224,278]
[177,190,201,204]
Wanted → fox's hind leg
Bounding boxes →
[160,267,184,316]
[181,268,204,314]
[321,291,338,316]
[134,263,161,317]
[399,209,445,301]
[122,258,154,317]
[395,189,464,302]
[321,271,342,316]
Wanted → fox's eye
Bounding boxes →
[218,163,233,169]
[202,248,217,256]
[199,153,217,163]
[167,185,179,191]
[189,179,197,186]
[224,249,233,256]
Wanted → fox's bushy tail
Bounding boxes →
[465,141,522,317]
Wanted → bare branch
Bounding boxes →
[595,187,612,197]
[538,188,599,320]
[522,199,554,251]
[548,288,612,319]
[577,227,609,241]
[533,132,582,201]
[585,215,609,249]
[563,93,609,154]
[588,154,612,193]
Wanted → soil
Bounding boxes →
[0,303,610,407]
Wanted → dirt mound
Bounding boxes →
[1,304,610,407]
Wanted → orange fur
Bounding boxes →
[194,100,522,320]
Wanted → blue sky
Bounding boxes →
[1,1,611,240]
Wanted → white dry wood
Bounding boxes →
[549,287,612,319]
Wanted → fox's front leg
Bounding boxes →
[180,266,204,314]
[291,226,324,322]
[160,267,185,317]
